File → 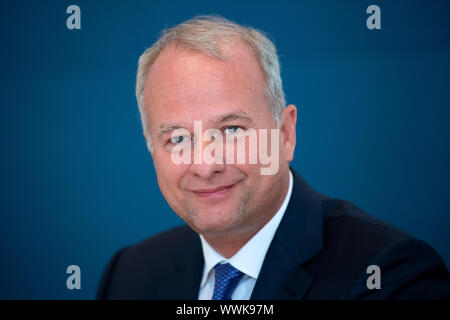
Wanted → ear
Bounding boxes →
[142,130,155,156]
[280,104,297,162]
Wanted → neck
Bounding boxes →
[204,232,255,259]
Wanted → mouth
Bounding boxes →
[191,183,237,199]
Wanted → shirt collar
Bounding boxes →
[199,170,294,287]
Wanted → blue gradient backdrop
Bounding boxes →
[0,0,449,299]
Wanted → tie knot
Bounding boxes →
[214,263,243,279]
[212,263,244,300]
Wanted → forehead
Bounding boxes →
[143,39,271,127]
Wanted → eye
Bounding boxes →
[224,126,244,135]
[170,135,187,144]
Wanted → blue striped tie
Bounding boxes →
[212,263,245,300]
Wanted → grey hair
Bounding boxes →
[135,15,286,152]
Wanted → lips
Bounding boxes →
[191,183,236,198]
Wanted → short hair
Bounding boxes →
[135,15,286,152]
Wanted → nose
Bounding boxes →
[189,162,225,180]
[188,126,226,179]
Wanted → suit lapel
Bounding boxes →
[250,240,314,299]
[251,169,327,299]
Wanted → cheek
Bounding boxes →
[234,163,259,177]
[232,164,262,194]
[153,153,186,193]
[237,164,274,187]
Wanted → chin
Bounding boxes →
[189,212,238,235]
[181,198,250,234]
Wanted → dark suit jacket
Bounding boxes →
[97,169,450,299]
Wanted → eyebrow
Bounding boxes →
[216,111,253,124]
[157,111,254,139]
[157,123,185,139]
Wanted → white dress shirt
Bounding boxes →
[198,170,294,300]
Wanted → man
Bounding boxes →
[97,16,449,299]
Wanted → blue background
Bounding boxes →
[1,0,449,299]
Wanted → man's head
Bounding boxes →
[135,16,297,245]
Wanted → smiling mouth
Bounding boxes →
[191,183,237,199]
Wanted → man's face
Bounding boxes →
[143,40,296,239]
